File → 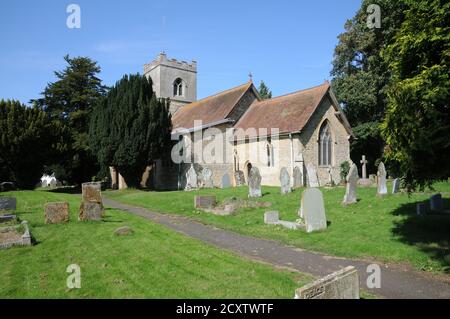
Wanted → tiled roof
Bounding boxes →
[234,82,331,138]
[172,82,254,131]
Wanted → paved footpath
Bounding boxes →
[104,198,450,299]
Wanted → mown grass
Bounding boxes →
[105,182,450,275]
[0,190,312,298]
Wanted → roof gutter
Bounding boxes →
[171,119,234,138]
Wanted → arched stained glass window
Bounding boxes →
[319,122,332,166]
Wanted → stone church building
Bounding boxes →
[111,53,354,190]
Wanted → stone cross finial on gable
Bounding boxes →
[248,72,253,82]
[360,156,368,179]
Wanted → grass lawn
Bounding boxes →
[105,182,450,275]
[0,190,313,298]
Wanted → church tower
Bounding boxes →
[144,52,197,115]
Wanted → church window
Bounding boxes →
[266,142,274,167]
[173,78,184,97]
[319,121,332,166]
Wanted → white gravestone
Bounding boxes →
[377,162,388,196]
[185,166,198,191]
[392,178,400,194]
[202,168,214,189]
[280,168,292,195]
[343,163,359,205]
[300,188,327,233]
[306,163,320,188]
[248,167,262,198]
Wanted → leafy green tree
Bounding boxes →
[89,74,172,188]
[331,0,407,173]
[0,100,66,189]
[32,55,107,185]
[258,81,272,100]
[382,0,450,189]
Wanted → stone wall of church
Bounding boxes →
[234,95,351,187]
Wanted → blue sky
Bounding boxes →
[0,0,361,104]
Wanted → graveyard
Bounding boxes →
[105,181,450,275]
[0,189,314,298]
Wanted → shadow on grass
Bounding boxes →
[391,199,450,273]
[48,187,81,195]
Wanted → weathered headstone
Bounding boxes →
[326,166,334,187]
[360,156,368,180]
[377,162,388,196]
[194,196,216,210]
[115,226,134,236]
[264,211,279,224]
[44,202,70,224]
[392,178,401,194]
[234,170,246,186]
[280,168,291,195]
[221,173,232,189]
[299,188,327,233]
[295,266,360,299]
[293,166,303,189]
[306,163,320,188]
[0,197,16,211]
[248,167,262,198]
[82,182,102,203]
[79,182,104,221]
[201,168,214,188]
[430,194,443,211]
[185,166,198,191]
[79,202,103,221]
[342,164,358,205]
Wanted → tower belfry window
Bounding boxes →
[173,78,183,97]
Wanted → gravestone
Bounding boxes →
[299,188,327,233]
[306,164,320,188]
[79,202,103,221]
[194,196,216,210]
[430,194,443,211]
[0,197,16,211]
[44,202,70,224]
[82,182,102,203]
[280,168,291,195]
[293,167,303,189]
[202,168,214,188]
[115,226,134,236]
[342,164,358,205]
[377,162,388,196]
[264,211,279,224]
[185,166,198,191]
[234,170,246,186]
[295,266,359,299]
[79,182,104,221]
[360,156,368,179]
[248,167,262,198]
[392,179,401,194]
[221,173,232,189]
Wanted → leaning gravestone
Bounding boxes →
[430,194,444,211]
[342,164,358,205]
[299,188,327,233]
[201,168,214,189]
[248,167,262,198]
[295,266,359,299]
[234,170,246,186]
[221,173,232,189]
[293,166,303,189]
[392,178,401,194]
[377,162,388,196]
[185,166,198,191]
[0,197,16,211]
[306,164,320,188]
[79,182,104,221]
[44,202,70,224]
[194,196,216,210]
[280,168,292,195]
